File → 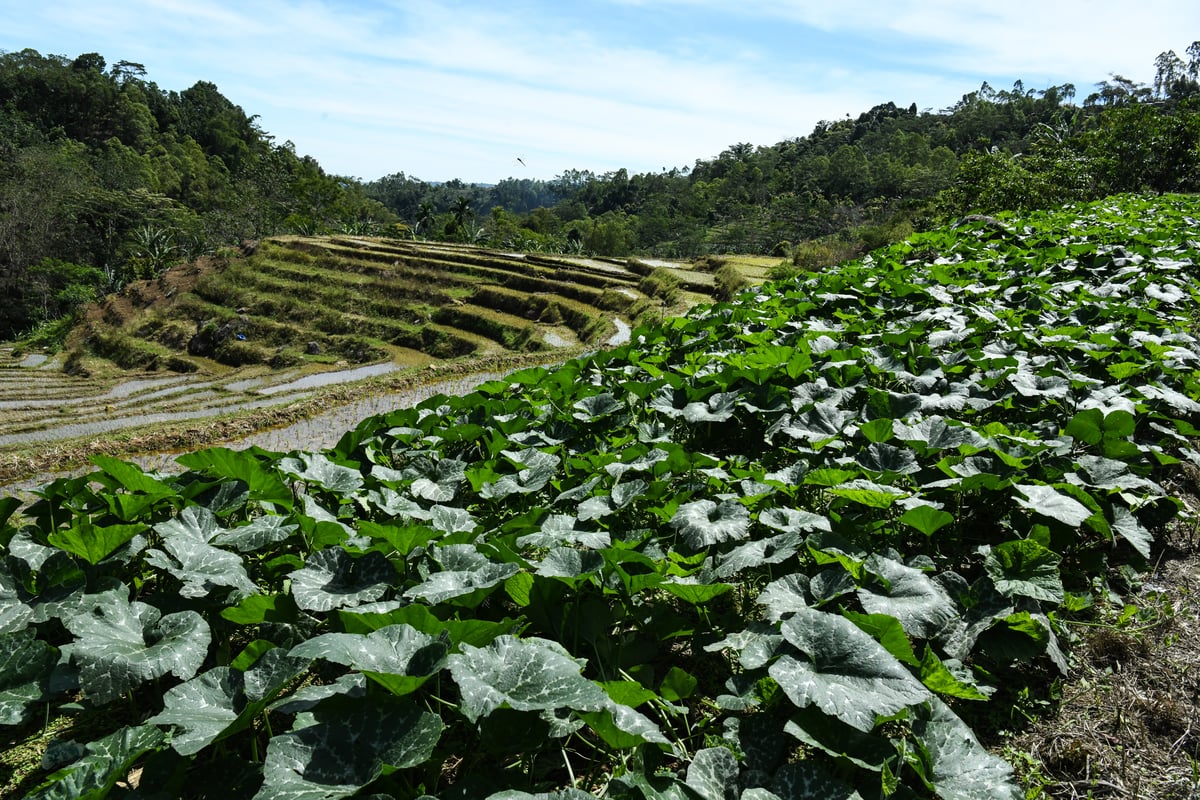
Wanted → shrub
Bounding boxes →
[269,348,304,369]
[213,339,267,367]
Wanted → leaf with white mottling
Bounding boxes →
[254,698,442,800]
[64,587,210,705]
[913,698,1022,800]
[289,624,448,696]
[447,635,607,723]
[278,452,363,494]
[685,746,739,800]
[769,607,929,732]
[1014,484,1092,527]
[857,554,956,639]
[289,548,394,612]
[0,629,57,725]
[671,499,751,549]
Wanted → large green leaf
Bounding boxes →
[404,544,519,605]
[685,746,739,800]
[211,514,297,553]
[682,391,740,423]
[670,499,751,549]
[289,624,449,696]
[579,696,671,749]
[898,504,954,536]
[0,629,57,725]
[573,391,624,421]
[984,539,1064,603]
[479,449,559,499]
[1110,504,1153,558]
[289,547,394,612]
[145,523,257,601]
[768,761,865,799]
[855,442,919,476]
[517,514,611,549]
[781,403,853,443]
[715,532,803,578]
[410,458,467,503]
[148,648,308,755]
[176,446,293,508]
[254,697,443,800]
[1013,483,1092,527]
[911,698,1021,800]
[278,452,364,495]
[769,607,930,732]
[90,454,176,499]
[63,587,211,705]
[0,563,33,635]
[47,522,145,565]
[23,724,166,800]
[856,554,956,640]
[447,635,608,723]
[535,547,605,580]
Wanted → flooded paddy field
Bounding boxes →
[0,348,561,506]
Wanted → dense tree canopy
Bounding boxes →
[0,49,394,339]
[362,45,1197,265]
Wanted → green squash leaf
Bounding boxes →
[149,648,308,755]
[254,697,443,800]
[289,547,394,612]
[984,539,1064,603]
[670,499,751,549]
[64,587,211,705]
[1014,483,1092,527]
[447,635,607,723]
[769,607,930,732]
[912,698,1021,800]
[0,629,57,725]
[289,625,449,697]
[24,724,165,800]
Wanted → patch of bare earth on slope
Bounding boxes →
[1006,477,1200,799]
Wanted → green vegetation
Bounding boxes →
[0,49,395,341]
[3,193,1199,798]
[7,43,1200,349]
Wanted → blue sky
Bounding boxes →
[3,1,1198,184]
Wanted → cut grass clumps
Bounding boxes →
[638,267,681,304]
[85,328,180,371]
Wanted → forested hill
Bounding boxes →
[366,45,1200,261]
[0,49,394,339]
[2,44,1200,343]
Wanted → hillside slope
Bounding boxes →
[0,239,756,481]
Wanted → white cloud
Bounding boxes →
[3,0,1196,182]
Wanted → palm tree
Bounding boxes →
[415,201,435,238]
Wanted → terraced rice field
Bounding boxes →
[166,236,710,364]
[0,237,735,488]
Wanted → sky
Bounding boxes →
[2,1,1198,185]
